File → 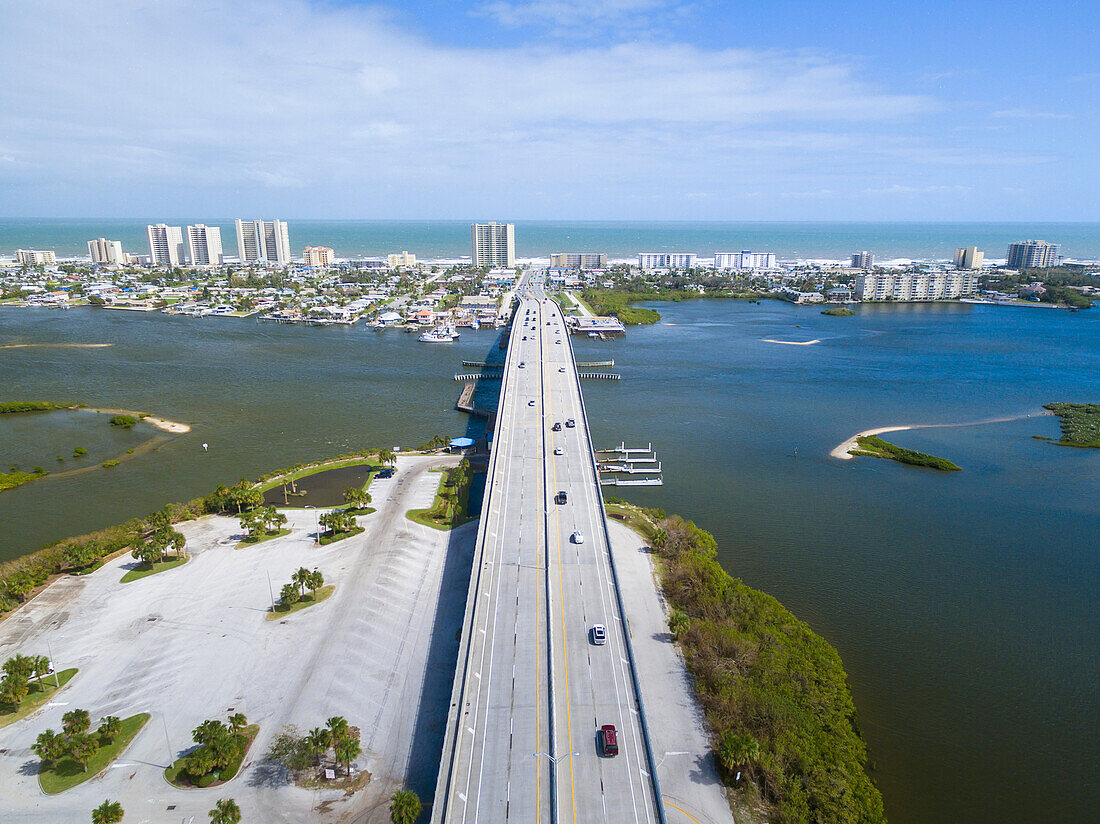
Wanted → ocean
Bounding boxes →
[2,219,1099,262]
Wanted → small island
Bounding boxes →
[852,435,961,471]
[822,307,856,316]
[1044,402,1100,448]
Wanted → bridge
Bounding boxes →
[433,273,665,824]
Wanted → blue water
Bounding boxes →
[2,219,1099,260]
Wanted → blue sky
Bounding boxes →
[0,0,1096,220]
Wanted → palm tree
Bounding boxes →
[389,789,422,824]
[227,713,248,735]
[307,569,324,598]
[326,716,349,743]
[193,719,227,746]
[97,716,122,744]
[33,729,65,765]
[307,727,331,762]
[209,798,241,824]
[63,708,91,736]
[717,731,760,777]
[378,448,396,466]
[279,583,300,607]
[667,610,689,638]
[293,567,312,597]
[68,732,100,772]
[32,655,51,683]
[334,736,360,776]
[91,799,123,824]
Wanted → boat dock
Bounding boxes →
[599,477,663,486]
[455,382,492,418]
[454,372,503,382]
[578,372,620,381]
[577,360,614,368]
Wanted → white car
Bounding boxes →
[590,624,607,645]
[554,447,563,455]
[558,367,565,372]
[528,400,535,406]
[571,530,584,544]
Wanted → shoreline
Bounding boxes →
[831,412,1040,460]
[82,407,191,433]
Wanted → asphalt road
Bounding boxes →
[435,274,661,824]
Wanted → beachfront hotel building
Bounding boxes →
[235,218,291,265]
[15,249,57,266]
[471,223,515,268]
[387,251,417,269]
[146,224,185,266]
[954,246,985,270]
[851,251,874,269]
[550,252,607,269]
[1006,240,1060,270]
[186,224,224,267]
[303,246,335,267]
[856,270,979,302]
[714,251,776,270]
[638,252,697,269]
[87,238,124,266]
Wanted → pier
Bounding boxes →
[578,372,621,380]
[452,372,503,381]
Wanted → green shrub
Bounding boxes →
[109,415,137,429]
[101,460,120,468]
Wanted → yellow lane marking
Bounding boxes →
[665,801,704,824]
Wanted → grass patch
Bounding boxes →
[0,401,77,414]
[39,712,149,794]
[0,469,47,492]
[256,457,376,494]
[235,527,292,549]
[603,502,662,543]
[319,526,365,545]
[0,668,78,728]
[407,461,476,530]
[853,435,961,471]
[1044,402,1100,448]
[821,307,856,316]
[341,506,376,516]
[164,724,259,788]
[580,289,662,325]
[266,584,335,620]
[120,555,189,583]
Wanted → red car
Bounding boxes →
[598,724,619,757]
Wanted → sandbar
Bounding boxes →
[762,338,821,346]
[831,413,1034,460]
[0,343,113,349]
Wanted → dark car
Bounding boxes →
[552,422,562,432]
[565,419,575,428]
[376,467,395,479]
[598,724,619,757]
[554,491,568,505]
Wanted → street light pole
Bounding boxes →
[46,639,60,688]
[304,505,318,546]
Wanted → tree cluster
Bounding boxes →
[278,567,325,608]
[319,509,357,537]
[239,505,288,540]
[264,716,361,778]
[1,653,53,708]
[342,486,372,511]
[131,512,188,566]
[181,713,251,786]
[33,708,122,772]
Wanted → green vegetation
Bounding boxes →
[318,509,364,544]
[108,414,137,429]
[238,505,289,542]
[164,715,258,788]
[0,467,47,492]
[38,712,149,793]
[264,716,361,786]
[580,289,663,325]
[852,435,961,471]
[342,486,373,513]
[651,515,885,824]
[209,798,241,824]
[267,585,334,620]
[0,401,76,414]
[268,567,329,620]
[120,556,189,583]
[92,799,124,824]
[73,446,87,456]
[101,459,119,468]
[390,789,422,824]
[1,657,76,727]
[407,459,476,530]
[822,307,857,316]
[1044,402,1100,448]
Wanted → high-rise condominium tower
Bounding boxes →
[147,224,185,266]
[471,223,515,268]
[235,219,291,265]
[186,224,224,266]
[953,247,985,270]
[1006,240,1060,270]
[88,238,124,266]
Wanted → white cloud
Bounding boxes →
[992,108,1073,120]
[477,0,676,28]
[0,0,1038,219]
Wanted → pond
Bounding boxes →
[261,463,376,508]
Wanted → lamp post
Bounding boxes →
[46,638,60,688]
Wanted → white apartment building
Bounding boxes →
[550,252,607,269]
[235,218,291,265]
[186,224,224,266]
[471,223,515,268]
[87,238,124,266]
[638,252,697,269]
[953,246,985,270]
[147,224,185,266]
[303,246,335,267]
[387,251,417,269]
[856,271,979,301]
[714,250,776,270]
[1006,240,1059,270]
[15,249,57,266]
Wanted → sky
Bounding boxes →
[0,0,1097,220]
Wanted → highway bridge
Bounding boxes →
[433,273,665,823]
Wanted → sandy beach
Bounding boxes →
[763,337,822,346]
[0,343,113,349]
[84,407,192,434]
[831,413,1038,460]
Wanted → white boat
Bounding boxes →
[419,326,457,343]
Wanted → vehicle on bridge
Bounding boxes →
[571,530,584,544]
[599,724,619,757]
[565,418,576,428]
[590,624,607,645]
[555,491,568,504]
[552,422,562,431]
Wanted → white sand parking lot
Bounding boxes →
[0,455,477,824]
